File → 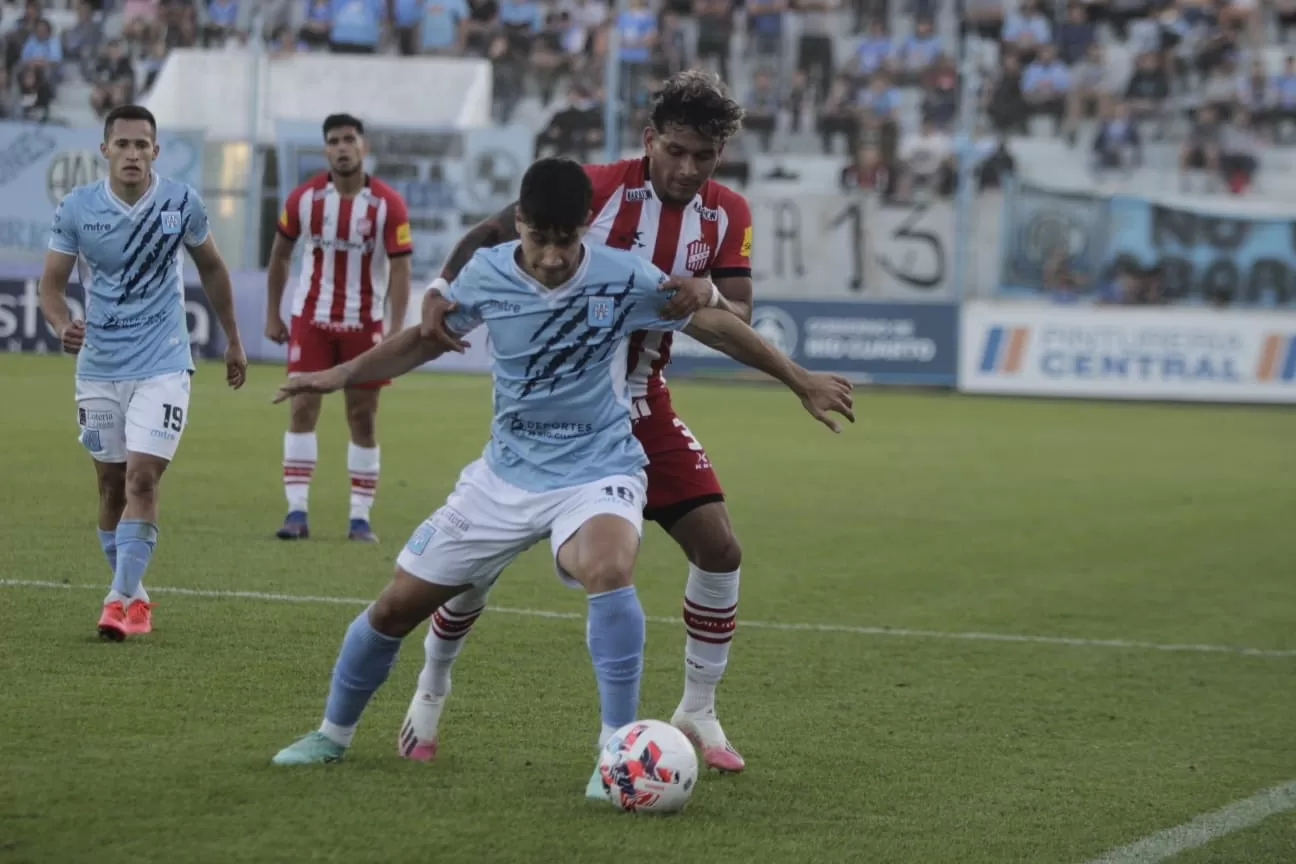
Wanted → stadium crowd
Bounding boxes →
[2,0,1294,194]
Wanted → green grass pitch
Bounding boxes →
[1,352,1294,864]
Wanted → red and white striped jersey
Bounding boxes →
[583,158,753,396]
[277,173,413,330]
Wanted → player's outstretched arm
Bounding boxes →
[188,235,247,389]
[683,308,856,433]
[272,326,446,403]
[37,250,84,354]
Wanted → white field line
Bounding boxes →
[3,578,1295,659]
[1081,780,1296,864]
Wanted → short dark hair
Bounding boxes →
[323,113,364,138]
[517,157,591,239]
[103,105,157,142]
[649,70,744,143]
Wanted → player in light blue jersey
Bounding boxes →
[37,105,248,642]
[267,158,853,798]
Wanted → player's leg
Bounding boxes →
[400,573,496,762]
[635,394,746,772]
[113,371,193,637]
[548,474,649,800]
[76,378,131,639]
[278,317,329,539]
[272,566,468,765]
[274,459,542,765]
[343,386,381,542]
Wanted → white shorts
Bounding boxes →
[395,458,647,589]
[74,371,193,463]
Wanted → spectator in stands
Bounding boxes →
[615,0,656,104]
[1107,0,1150,42]
[1180,105,1224,191]
[1273,56,1296,142]
[139,37,168,94]
[269,23,301,56]
[899,17,940,83]
[1201,58,1238,115]
[1124,50,1169,129]
[5,0,42,75]
[164,5,200,49]
[329,0,385,53]
[1220,108,1261,193]
[530,10,568,105]
[462,0,501,54]
[1277,0,1296,43]
[1001,0,1050,64]
[419,0,470,54]
[16,63,52,122]
[299,0,333,50]
[976,137,1016,189]
[203,0,240,47]
[841,142,892,194]
[1091,100,1141,176]
[694,0,734,83]
[920,54,959,130]
[960,0,1005,43]
[784,68,813,133]
[1044,247,1086,302]
[818,71,860,152]
[794,0,840,100]
[536,83,603,160]
[0,68,11,119]
[853,18,893,79]
[392,0,422,55]
[20,19,62,91]
[745,68,780,152]
[746,0,787,61]
[1055,3,1095,65]
[896,116,955,199]
[653,8,688,79]
[89,38,134,117]
[985,51,1028,133]
[62,1,103,78]
[488,30,525,122]
[122,0,162,47]
[1064,42,1112,141]
[1022,44,1069,130]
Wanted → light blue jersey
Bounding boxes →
[444,242,691,493]
[49,173,210,382]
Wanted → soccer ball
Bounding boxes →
[597,719,698,814]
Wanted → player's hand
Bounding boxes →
[59,319,85,354]
[265,316,289,345]
[419,287,471,353]
[272,368,348,403]
[225,341,248,390]
[657,276,715,320]
[797,372,855,433]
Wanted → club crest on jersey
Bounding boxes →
[588,297,616,327]
[625,187,651,202]
[356,217,373,237]
[160,210,182,235]
[685,240,712,272]
[693,202,720,222]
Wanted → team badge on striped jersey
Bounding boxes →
[685,240,711,273]
[160,211,182,235]
[588,297,616,327]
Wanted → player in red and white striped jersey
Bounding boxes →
[265,113,413,544]
[411,72,760,775]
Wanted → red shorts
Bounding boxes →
[287,317,388,389]
[631,388,725,522]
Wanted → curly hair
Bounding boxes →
[649,70,745,143]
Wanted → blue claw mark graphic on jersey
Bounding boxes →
[118,191,190,304]
[518,275,637,398]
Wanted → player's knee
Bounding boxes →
[97,468,127,510]
[123,465,161,502]
[580,557,636,594]
[289,396,321,432]
[369,568,452,638]
[692,532,742,574]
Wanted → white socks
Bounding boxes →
[679,564,740,714]
[348,443,380,521]
[418,583,491,697]
[283,432,317,512]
